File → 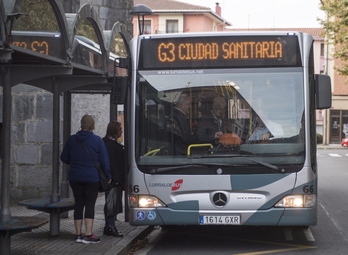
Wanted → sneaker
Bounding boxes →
[75,234,84,243]
[81,234,100,244]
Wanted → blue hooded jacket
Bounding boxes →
[60,130,111,182]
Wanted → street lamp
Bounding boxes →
[129,4,153,36]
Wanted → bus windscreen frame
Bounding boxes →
[138,35,302,70]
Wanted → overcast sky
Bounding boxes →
[179,0,326,28]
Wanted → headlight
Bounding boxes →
[275,194,316,208]
[129,195,166,208]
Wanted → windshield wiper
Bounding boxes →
[149,163,232,174]
[245,158,286,173]
[189,154,286,173]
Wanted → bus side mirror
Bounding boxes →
[315,74,332,109]
[111,76,127,104]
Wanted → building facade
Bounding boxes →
[323,42,348,144]
[132,0,231,36]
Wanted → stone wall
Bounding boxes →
[80,0,133,39]
[7,85,54,200]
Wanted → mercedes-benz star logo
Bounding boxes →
[212,192,227,207]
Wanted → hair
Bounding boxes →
[103,120,122,141]
[212,97,226,109]
[176,93,191,107]
[80,114,95,131]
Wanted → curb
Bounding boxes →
[106,225,154,255]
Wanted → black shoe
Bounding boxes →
[103,226,123,237]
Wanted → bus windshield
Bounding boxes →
[135,68,305,174]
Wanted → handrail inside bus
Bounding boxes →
[187,144,213,156]
[144,147,163,156]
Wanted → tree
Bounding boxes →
[320,0,348,77]
[12,0,59,32]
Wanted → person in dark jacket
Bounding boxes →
[102,120,125,237]
[60,114,111,244]
[197,96,227,144]
[167,93,196,155]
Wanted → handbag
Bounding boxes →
[79,140,110,192]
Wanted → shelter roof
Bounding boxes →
[1,0,130,92]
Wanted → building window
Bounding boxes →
[144,20,151,34]
[320,43,325,57]
[166,20,178,33]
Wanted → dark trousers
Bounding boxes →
[70,181,99,220]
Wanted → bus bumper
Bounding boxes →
[129,206,317,226]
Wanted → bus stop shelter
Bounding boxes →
[0,1,130,254]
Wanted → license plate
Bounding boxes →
[200,215,241,225]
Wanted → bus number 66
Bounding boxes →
[129,185,140,193]
[303,185,314,193]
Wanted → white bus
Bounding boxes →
[125,32,331,226]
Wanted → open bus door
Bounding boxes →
[111,56,130,222]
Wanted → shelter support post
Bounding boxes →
[50,78,61,236]
[0,65,12,255]
[0,231,10,255]
[61,91,72,218]
[110,99,117,121]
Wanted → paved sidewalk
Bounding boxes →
[317,143,343,149]
[9,194,152,255]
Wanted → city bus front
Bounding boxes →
[128,32,326,226]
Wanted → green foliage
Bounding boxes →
[12,0,59,32]
[320,0,348,79]
[316,133,323,144]
[111,33,128,57]
[76,19,99,44]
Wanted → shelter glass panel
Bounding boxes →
[12,0,59,32]
[108,33,128,76]
[73,19,103,70]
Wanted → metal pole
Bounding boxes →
[1,66,12,222]
[110,101,117,121]
[0,66,12,255]
[51,77,60,202]
[50,78,61,236]
[60,91,71,218]
[0,231,11,255]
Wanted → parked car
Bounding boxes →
[341,137,348,147]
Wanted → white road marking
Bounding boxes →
[329,153,341,157]
[303,228,315,242]
[284,228,293,241]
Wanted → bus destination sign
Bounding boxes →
[11,33,64,59]
[139,35,301,69]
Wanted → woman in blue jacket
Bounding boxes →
[61,114,111,244]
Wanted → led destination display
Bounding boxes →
[139,35,301,70]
